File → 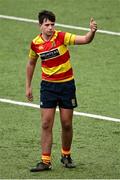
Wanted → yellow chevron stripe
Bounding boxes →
[32,30,59,44]
[64,32,76,45]
[42,59,72,75]
[51,30,59,41]
[58,44,68,55]
[29,49,39,59]
[44,76,74,83]
[32,35,44,44]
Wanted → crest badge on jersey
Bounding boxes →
[51,41,56,48]
[38,45,44,51]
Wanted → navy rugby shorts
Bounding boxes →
[40,79,78,109]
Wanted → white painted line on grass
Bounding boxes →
[0,98,39,109]
[0,14,120,36]
[0,98,120,123]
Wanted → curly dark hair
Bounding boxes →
[38,10,56,24]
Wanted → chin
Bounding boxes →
[48,32,53,36]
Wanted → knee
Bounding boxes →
[42,121,49,130]
[42,119,53,131]
[62,122,72,131]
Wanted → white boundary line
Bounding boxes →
[0,14,120,36]
[0,15,120,122]
[0,98,120,123]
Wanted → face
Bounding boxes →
[40,19,55,37]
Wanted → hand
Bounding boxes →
[90,18,97,32]
[26,86,33,102]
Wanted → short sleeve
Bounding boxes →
[29,48,38,59]
[64,32,76,45]
[28,42,39,59]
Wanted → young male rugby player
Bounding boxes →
[26,10,97,172]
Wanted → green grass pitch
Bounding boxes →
[0,0,120,178]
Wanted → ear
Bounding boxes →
[39,23,42,28]
[38,23,41,31]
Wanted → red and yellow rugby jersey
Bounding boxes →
[29,30,76,82]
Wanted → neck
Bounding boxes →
[41,32,54,42]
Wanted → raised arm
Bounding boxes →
[75,18,97,45]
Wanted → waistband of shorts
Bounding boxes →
[41,79,75,85]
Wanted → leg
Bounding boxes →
[59,108,73,151]
[59,108,76,168]
[30,108,56,172]
[41,108,56,155]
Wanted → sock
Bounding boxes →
[61,148,71,156]
[42,154,51,164]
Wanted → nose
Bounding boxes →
[49,24,53,30]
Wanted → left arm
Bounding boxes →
[75,18,97,45]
